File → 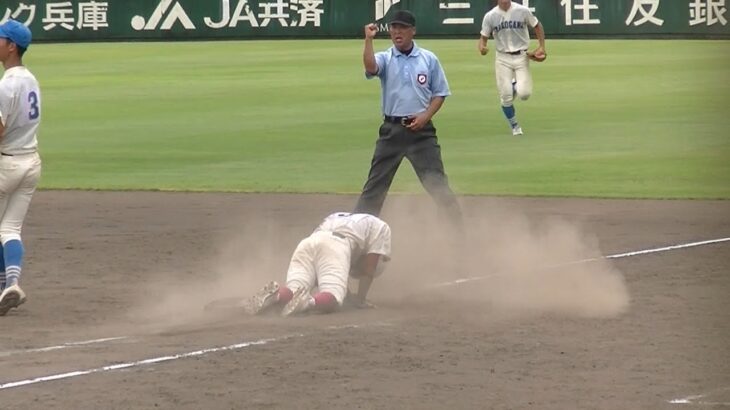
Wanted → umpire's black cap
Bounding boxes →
[390,10,416,27]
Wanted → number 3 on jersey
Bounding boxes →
[28,91,40,120]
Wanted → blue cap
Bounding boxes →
[0,19,32,49]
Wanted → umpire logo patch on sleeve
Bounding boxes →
[417,73,427,85]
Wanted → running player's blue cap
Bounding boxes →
[0,19,32,49]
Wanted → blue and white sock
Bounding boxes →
[0,243,5,291]
[502,105,519,129]
[2,240,24,288]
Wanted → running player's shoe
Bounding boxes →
[281,287,313,317]
[512,125,523,136]
[0,284,26,316]
[246,281,280,315]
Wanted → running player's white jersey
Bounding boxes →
[480,2,539,53]
[0,66,40,155]
[316,212,391,261]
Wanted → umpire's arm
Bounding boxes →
[363,23,379,75]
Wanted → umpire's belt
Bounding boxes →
[500,49,526,55]
[384,115,413,126]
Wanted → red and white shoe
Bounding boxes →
[246,281,280,315]
[281,287,313,317]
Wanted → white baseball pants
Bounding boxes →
[285,231,351,304]
[495,51,532,106]
[0,152,41,244]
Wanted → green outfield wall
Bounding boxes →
[2,0,728,40]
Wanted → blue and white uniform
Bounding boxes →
[481,1,540,134]
[0,19,40,314]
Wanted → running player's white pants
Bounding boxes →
[0,152,41,244]
[285,231,351,304]
[495,51,532,107]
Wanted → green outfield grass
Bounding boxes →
[26,39,730,198]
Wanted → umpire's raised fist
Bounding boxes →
[364,23,378,39]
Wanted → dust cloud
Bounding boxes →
[131,195,629,329]
[376,195,630,318]
[125,215,304,329]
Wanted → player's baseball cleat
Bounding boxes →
[512,125,523,136]
[281,287,313,317]
[246,281,280,315]
[0,284,26,316]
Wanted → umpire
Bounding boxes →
[355,10,462,228]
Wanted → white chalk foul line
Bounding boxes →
[0,337,283,390]
[604,237,729,260]
[669,387,730,406]
[0,337,129,358]
[0,323,384,391]
[669,396,702,404]
[1,236,726,392]
[431,236,730,288]
[670,401,730,406]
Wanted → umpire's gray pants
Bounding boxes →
[354,121,462,227]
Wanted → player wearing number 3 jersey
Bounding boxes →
[0,19,41,316]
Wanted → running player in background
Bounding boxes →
[478,0,546,136]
